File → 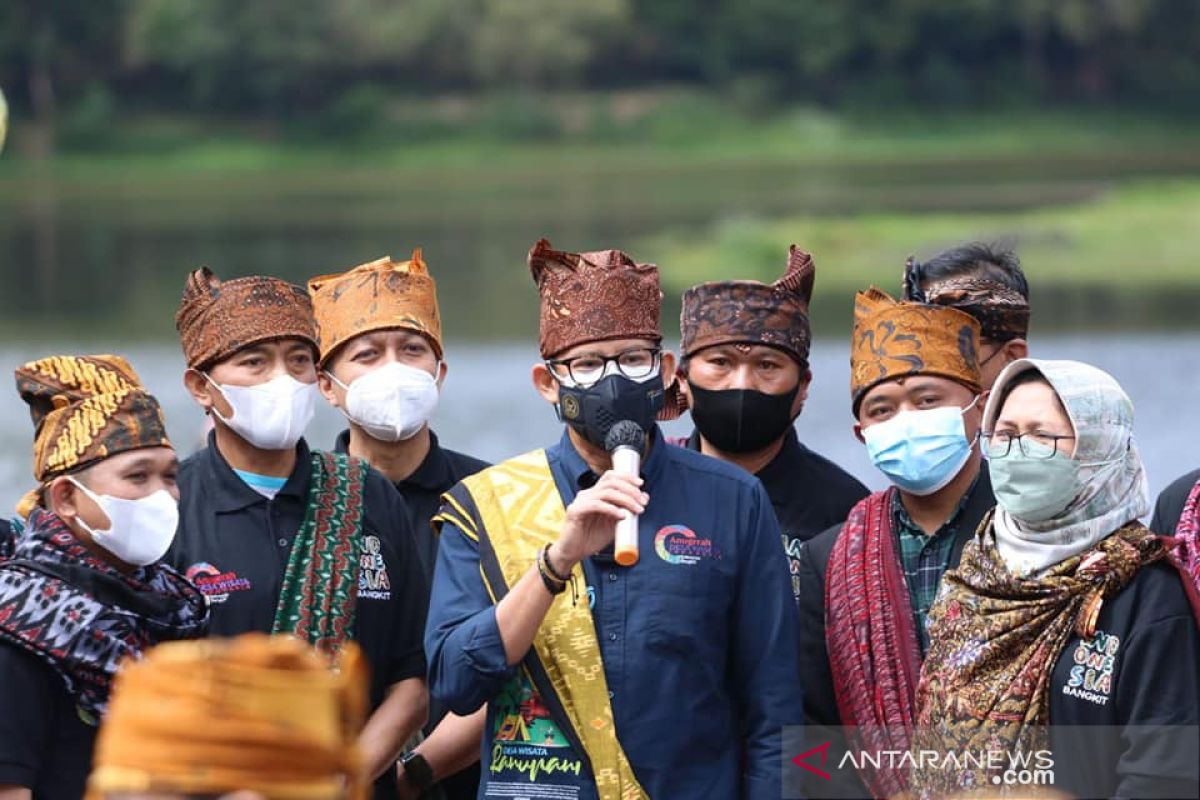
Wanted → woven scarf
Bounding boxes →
[272,451,366,655]
[1169,480,1200,603]
[912,516,1163,796]
[825,488,923,798]
[0,509,209,718]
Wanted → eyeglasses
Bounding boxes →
[982,431,1076,460]
[546,347,661,388]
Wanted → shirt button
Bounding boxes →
[608,633,618,641]
[608,572,618,582]
[278,538,287,547]
[608,690,615,699]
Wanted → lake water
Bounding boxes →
[3,147,1200,339]
[1,332,1196,517]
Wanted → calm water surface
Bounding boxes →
[0,333,1195,518]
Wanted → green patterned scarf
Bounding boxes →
[272,451,367,655]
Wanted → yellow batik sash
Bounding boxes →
[437,449,647,800]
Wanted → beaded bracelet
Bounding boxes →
[537,548,568,596]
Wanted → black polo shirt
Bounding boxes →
[169,434,429,800]
[336,429,488,800]
[0,644,97,799]
[335,429,489,579]
[685,428,869,603]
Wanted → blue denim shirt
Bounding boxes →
[425,428,805,800]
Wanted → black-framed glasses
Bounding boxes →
[982,431,1076,460]
[546,347,661,387]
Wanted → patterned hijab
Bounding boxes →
[983,359,1151,576]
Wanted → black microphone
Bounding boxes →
[604,421,646,567]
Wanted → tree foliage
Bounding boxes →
[0,0,1196,128]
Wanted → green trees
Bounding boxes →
[0,0,1195,137]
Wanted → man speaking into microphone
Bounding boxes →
[426,239,804,800]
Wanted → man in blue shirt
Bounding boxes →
[426,239,804,799]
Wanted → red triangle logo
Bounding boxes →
[791,740,832,780]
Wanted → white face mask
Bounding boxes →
[328,361,440,443]
[69,479,178,567]
[206,373,317,451]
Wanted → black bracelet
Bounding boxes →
[541,543,571,583]
[537,549,568,595]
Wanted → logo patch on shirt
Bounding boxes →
[1062,629,1120,706]
[358,535,391,601]
[185,562,251,604]
[654,525,720,565]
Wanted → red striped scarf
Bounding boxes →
[825,489,922,799]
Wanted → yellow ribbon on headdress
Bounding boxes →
[87,634,368,800]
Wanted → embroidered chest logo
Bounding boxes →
[654,525,721,565]
[358,535,391,600]
[1063,629,1120,706]
[185,562,252,604]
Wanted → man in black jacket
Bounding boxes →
[674,246,867,603]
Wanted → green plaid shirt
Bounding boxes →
[892,480,976,654]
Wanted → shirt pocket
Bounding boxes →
[643,566,732,658]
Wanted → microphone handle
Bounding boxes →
[612,445,640,566]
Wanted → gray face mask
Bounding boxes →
[989,440,1085,522]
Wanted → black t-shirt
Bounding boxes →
[685,428,869,602]
[0,643,97,799]
[335,428,488,800]
[335,429,489,579]
[1151,467,1200,534]
[169,435,429,800]
[1045,560,1200,799]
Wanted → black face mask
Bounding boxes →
[688,383,799,453]
[557,373,664,448]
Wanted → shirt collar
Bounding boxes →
[201,431,312,512]
[752,427,802,481]
[549,425,667,500]
[399,431,454,491]
[891,472,980,540]
[333,428,452,491]
[684,426,801,478]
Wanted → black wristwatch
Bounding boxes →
[400,751,435,792]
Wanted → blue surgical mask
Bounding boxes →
[863,400,977,496]
[989,441,1085,523]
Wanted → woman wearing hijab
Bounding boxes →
[914,359,1199,799]
[0,355,209,800]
